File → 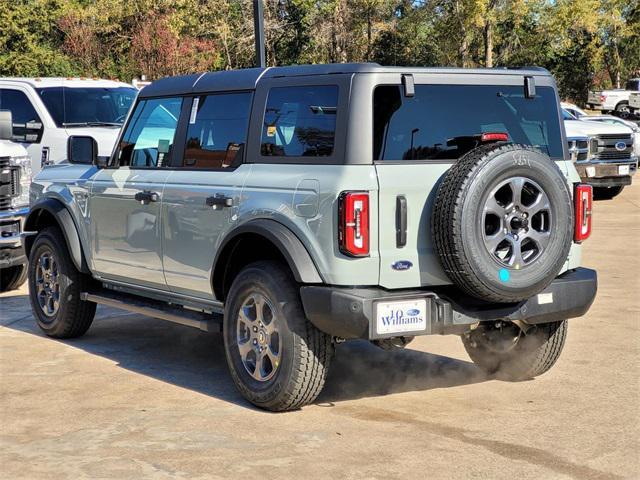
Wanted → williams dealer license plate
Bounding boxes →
[376,299,428,335]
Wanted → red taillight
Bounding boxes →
[599,94,606,103]
[574,184,593,243]
[338,191,369,257]
[480,132,509,142]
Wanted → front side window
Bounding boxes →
[36,87,137,127]
[0,89,42,142]
[261,85,338,157]
[118,97,182,168]
[373,84,564,161]
[182,92,252,169]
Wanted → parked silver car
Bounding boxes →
[24,64,597,411]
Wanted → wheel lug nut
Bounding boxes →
[253,326,258,332]
[253,339,258,345]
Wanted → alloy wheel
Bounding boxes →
[236,293,281,382]
[35,250,60,317]
[482,177,552,269]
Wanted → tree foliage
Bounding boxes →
[1,0,638,104]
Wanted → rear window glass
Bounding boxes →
[373,84,563,161]
[261,85,338,157]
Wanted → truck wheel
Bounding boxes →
[462,320,567,380]
[593,186,623,201]
[614,101,630,118]
[28,226,96,338]
[223,261,333,411]
[432,143,573,303]
[0,264,27,292]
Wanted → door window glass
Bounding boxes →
[35,87,136,127]
[0,89,43,143]
[261,85,338,157]
[181,92,252,169]
[118,97,182,167]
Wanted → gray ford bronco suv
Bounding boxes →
[24,64,597,411]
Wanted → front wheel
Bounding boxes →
[0,264,27,292]
[593,186,623,201]
[223,261,333,411]
[462,320,567,380]
[28,226,96,338]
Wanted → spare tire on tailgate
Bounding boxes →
[431,143,573,303]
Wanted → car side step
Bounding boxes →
[80,291,222,333]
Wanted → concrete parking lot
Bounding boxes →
[1,184,638,480]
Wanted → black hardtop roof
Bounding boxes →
[139,63,551,98]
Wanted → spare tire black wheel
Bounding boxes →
[432,143,573,303]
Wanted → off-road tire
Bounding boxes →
[0,264,27,292]
[431,143,573,303]
[462,320,567,380]
[593,185,623,201]
[28,226,96,338]
[223,261,333,411]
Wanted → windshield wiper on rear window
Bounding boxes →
[63,122,122,127]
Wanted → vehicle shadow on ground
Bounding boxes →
[2,296,489,409]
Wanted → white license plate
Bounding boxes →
[376,299,427,335]
[619,165,630,175]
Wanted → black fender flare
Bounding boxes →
[24,198,89,273]
[213,219,323,287]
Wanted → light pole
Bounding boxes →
[253,0,266,68]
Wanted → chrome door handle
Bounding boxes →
[134,191,160,205]
[205,194,233,210]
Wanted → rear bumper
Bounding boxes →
[300,268,597,340]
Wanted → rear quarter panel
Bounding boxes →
[240,164,380,286]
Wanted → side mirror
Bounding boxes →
[0,110,12,141]
[67,136,98,165]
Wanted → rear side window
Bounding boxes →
[625,80,639,91]
[261,85,338,157]
[373,84,563,161]
[182,92,252,169]
[118,97,182,168]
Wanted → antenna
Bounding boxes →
[253,0,266,68]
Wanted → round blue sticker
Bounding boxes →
[499,268,510,282]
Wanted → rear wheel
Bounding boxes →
[462,320,567,380]
[593,185,623,201]
[223,261,333,411]
[615,101,630,118]
[28,226,96,338]
[0,264,27,292]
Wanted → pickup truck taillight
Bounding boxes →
[338,191,369,257]
[599,94,606,104]
[574,184,592,243]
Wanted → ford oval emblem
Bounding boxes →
[406,308,421,316]
[391,260,413,271]
[615,141,627,152]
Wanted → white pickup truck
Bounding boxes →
[587,79,640,115]
[628,91,640,117]
[0,78,137,175]
[563,109,638,200]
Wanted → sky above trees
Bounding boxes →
[1,0,638,104]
